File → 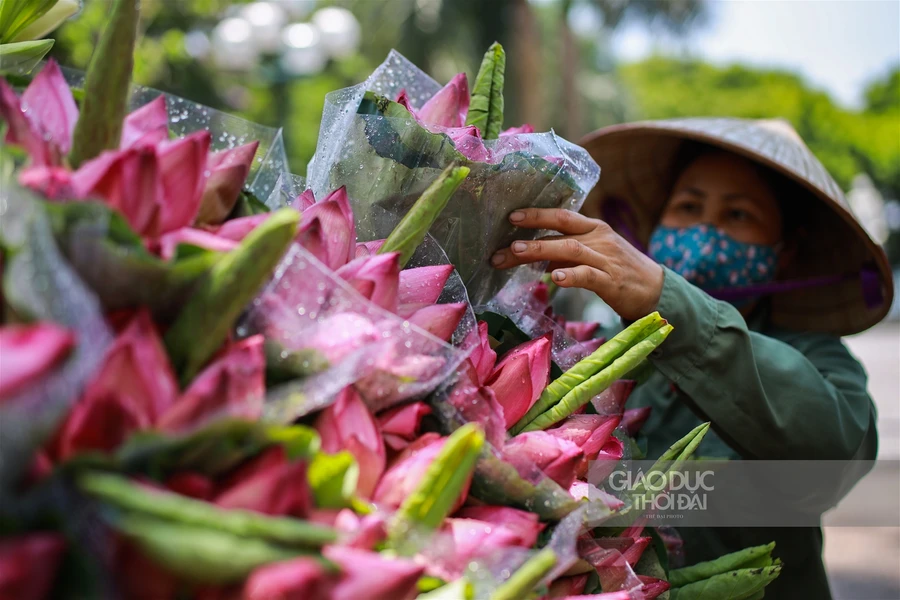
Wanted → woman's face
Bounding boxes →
[660,152,783,246]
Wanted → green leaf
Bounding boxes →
[466,42,506,139]
[68,0,139,167]
[0,38,52,73]
[378,162,469,267]
[164,208,300,386]
[80,471,338,547]
[308,451,359,509]
[0,0,56,43]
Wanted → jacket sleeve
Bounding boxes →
[648,267,878,463]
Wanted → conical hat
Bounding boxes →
[579,117,893,336]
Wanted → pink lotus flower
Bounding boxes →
[395,73,532,162]
[408,302,467,342]
[0,533,66,600]
[565,321,600,343]
[463,321,497,386]
[504,431,584,489]
[301,312,380,364]
[195,141,261,225]
[547,574,589,597]
[53,310,178,459]
[157,335,265,431]
[335,253,401,312]
[292,189,316,211]
[590,380,637,417]
[156,213,272,260]
[0,60,77,166]
[354,239,385,258]
[439,518,529,575]
[547,414,621,479]
[446,372,507,449]
[244,557,332,600]
[156,227,239,260]
[120,96,169,149]
[621,407,652,437]
[296,187,356,270]
[639,575,670,599]
[396,264,454,317]
[453,506,544,548]
[377,402,432,451]
[501,124,535,136]
[71,130,212,237]
[215,446,313,517]
[0,323,75,402]
[164,472,215,500]
[373,433,471,512]
[16,165,76,198]
[322,545,424,600]
[593,536,652,567]
[485,334,552,430]
[314,387,385,499]
[334,509,387,550]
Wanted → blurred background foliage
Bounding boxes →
[48,0,900,262]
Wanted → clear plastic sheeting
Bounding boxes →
[0,184,113,491]
[578,533,650,598]
[481,266,594,370]
[306,50,600,305]
[464,505,586,599]
[59,66,303,208]
[238,243,470,419]
[403,234,477,348]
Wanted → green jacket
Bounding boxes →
[626,267,878,600]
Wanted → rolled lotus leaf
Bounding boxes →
[521,324,674,432]
[510,312,666,434]
[80,471,337,547]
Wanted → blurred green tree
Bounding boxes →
[47,0,706,174]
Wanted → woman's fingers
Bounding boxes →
[490,237,606,270]
[508,208,598,235]
[551,265,612,296]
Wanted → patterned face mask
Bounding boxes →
[648,224,780,305]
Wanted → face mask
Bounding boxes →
[648,224,779,306]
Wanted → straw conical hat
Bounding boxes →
[580,117,894,336]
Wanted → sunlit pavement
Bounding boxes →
[825,321,900,599]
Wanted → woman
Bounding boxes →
[491,118,894,599]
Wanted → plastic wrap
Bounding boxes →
[237,243,470,419]
[59,67,302,207]
[0,184,113,491]
[306,50,600,305]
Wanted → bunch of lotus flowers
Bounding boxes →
[0,3,783,599]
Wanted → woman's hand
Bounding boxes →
[490,208,665,321]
